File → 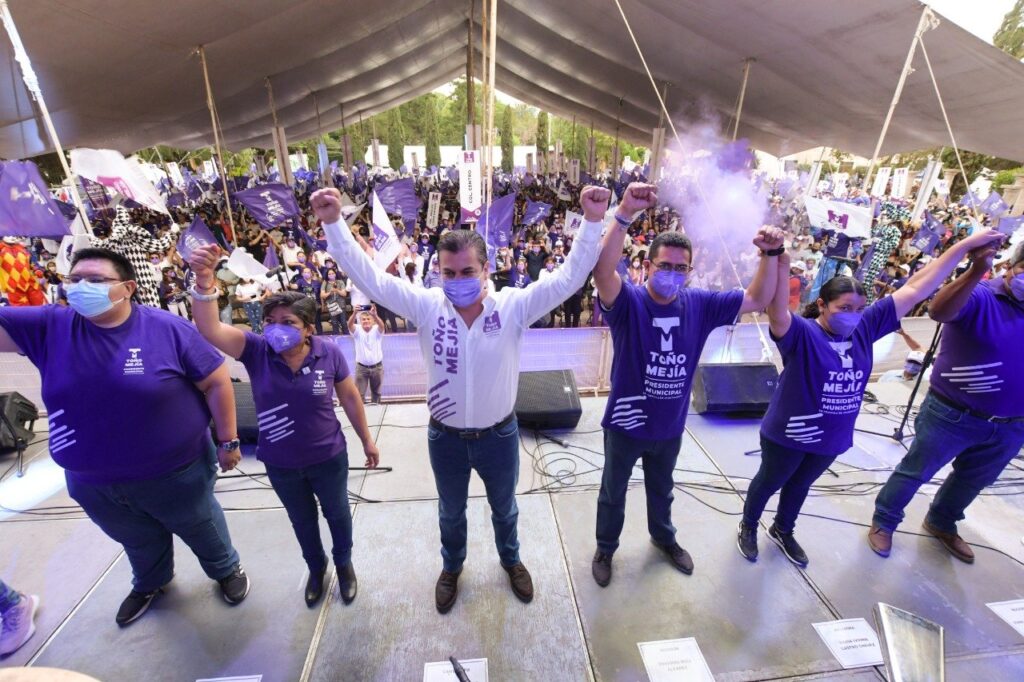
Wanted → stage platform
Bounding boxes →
[2,386,1023,681]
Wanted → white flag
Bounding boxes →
[370,191,401,270]
[70,148,168,214]
[890,167,910,198]
[55,231,92,276]
[563,210,584,237]
[803,196,872,239]
[226,247,269,281]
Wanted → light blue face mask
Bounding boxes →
[66,280,125,318]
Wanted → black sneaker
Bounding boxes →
[652,540,694,575]
[115,589,160,627]
[435,569,461,614]
[591,551,613,587]
[737,522,758,562]
[218,565,251,605]
[768,524,808,567]
[338,562,358,605]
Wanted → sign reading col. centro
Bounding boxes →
[459,150,482,223]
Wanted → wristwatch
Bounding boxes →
[761,246,785,257]
[218,438,241,452]
[189,283,219,301]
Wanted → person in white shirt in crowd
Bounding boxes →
[878,350,930,384]
[402,243,426,282]
[281,236,303,268]
[348,305,386,404]
[233,278,265,333]
[311,184,611,614]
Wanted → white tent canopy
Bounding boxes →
[2,0,1023,160]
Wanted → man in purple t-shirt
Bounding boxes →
[0,248,249,627]
[871,242,1024,563]
[588,183,785,586]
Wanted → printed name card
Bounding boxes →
[423,658,488,681]
[812,618,884,668]
[637,638,714,681]
[988,599,1024,638]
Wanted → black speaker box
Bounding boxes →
[0,392,38,451]
[515,369,582,430]
[691,362,779,415]
[213,382,260,443]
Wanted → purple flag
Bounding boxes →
[176,215,218,261]
[0,161,72,238]
[522,199,552,226]
[997,215,1024,236]
[479,193,516,251]
[166,191,186,208]
[959,191,980,208]
[81,176,111,208]
[296,226,318,252]
[374,176,421,234]
[263,243,280,269]
[54,199,79,221]
[979,191,1009,218]
[233,183,300,230]
[909,211,944,254]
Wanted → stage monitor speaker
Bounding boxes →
[691,362,779,415]
[515,369,582,430]
[214,382,260,443]
[0,392,38,451]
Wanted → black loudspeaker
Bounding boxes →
[0,392,38,451]
[691,362,780,415]
[515,369,582,430]
[215,382,260,443]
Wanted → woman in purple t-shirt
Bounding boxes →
[738,229,1005,568]
[189,244,380,608]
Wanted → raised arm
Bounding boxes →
[312,188,429,324]
[594,183,657,308]
[188,244,247,359]
[739,227,786,314]
[767,251,793,338]
[518,186,610,326]
[892,229,1004,319]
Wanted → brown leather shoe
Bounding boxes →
[922,520,975,564]
[435,569,461,614]
[867,524,892,557]
[503,562,534,603]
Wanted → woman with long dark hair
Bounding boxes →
[736,229,1004,567]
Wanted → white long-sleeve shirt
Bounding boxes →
[324,218,603,428]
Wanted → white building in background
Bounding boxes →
[363,145,539,170]
[754,147,872,179]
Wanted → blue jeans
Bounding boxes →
[743,435,837,533]
[243,301,263,333]
[66,443,240,592]
[265,452,352,571]
[0,579,20,611]
[427,418,521,573]
[873,392,1024,534]
[596,429,682,554]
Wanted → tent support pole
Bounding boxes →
[732,58,755,141]
[197,45,236,245]
[0,0,92,231]
[863,6,935,192]
[467,0,475,148]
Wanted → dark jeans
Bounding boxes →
[329,313,348,335]
[265,452,352,571]
[355,363,383,403]
[0,579,20,611]
[565,294,583,328]
[596,428,682,554]
[66,443,240,593]
[377,305,399,333]
[743,435,837,533]
[427,418,521,573]
[873,392,1024,533]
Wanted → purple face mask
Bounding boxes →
[443,277,482,307]
[1010,273,1024,301]
[264,323,303,352]
[826,311,862,337]
[650,270,686,299]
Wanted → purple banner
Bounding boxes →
[233,183,300,230]
[997,215,1024,236]
[176,215,219,261]
[522,199,552,226]
[374,176,421,234]
[0,161,72,238]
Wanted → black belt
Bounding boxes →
[357,362,382,369]
[931,390,1024,424]
[429,412,516,440]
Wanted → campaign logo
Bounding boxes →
[652,317,680,352]
[827,210,849,232]
[123,347,145,375]
[828,341,853,369]
[96,176,135,200]
[372,223,390,251]
[483,310,501,335]
[312,369,328,396]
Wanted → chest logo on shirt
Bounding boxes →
[652,317,680,352]
[123,348,145,375]
[312,369,328,396]
[820,341,864,415]
[828,341,854,369]
[483,310,501,336]
[432,316,459,375]
[939,361,1004,395]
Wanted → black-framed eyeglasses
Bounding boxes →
[66,276,123,285]
[652,262,693,274]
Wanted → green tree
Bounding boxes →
[994,0,1024,59]
[499,104,514,172]
[425,98,442,167]
[940,148,1021,197]
[385,107,406,169]
[536,111,549,156]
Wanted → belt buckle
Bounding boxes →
[459,430,483,440]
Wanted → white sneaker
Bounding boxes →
[0,594,39,656]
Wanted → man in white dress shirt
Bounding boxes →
[312,185,611,613]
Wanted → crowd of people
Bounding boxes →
[0,158,1022,653]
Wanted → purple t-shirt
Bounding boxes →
[239,332,350,467]
[601,283,744,440]
[0,304,224,483]
[930,279,1024,418]
[761,296,899,456]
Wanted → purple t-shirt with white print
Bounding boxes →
[0,304,224,484]
[239,332,350,467]
[601,282,744,440]
[761,296,899,456]
[929,278,1024,417]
